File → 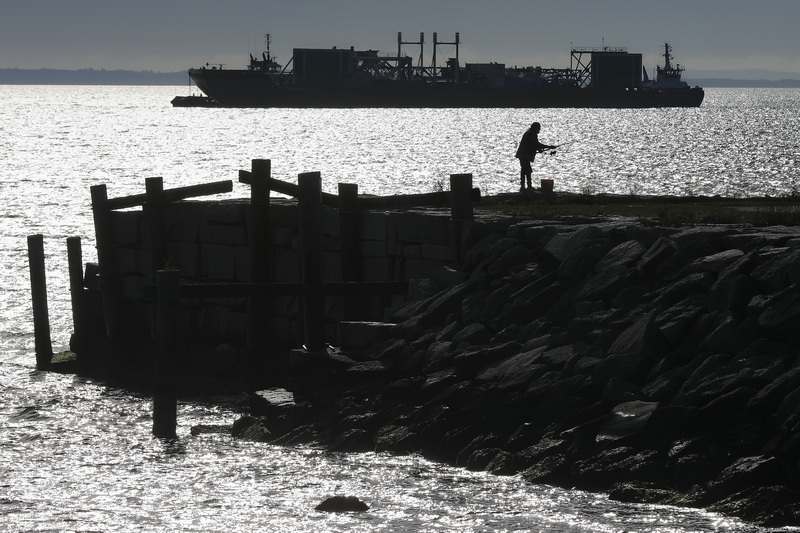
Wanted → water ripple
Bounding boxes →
[0,85,795,532]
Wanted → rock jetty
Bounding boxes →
[234,216,800,527]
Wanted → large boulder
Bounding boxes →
[595,400,659,447]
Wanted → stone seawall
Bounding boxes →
[238,216,800,527]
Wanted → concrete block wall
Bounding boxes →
[102,199,459,350]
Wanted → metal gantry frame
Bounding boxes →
[396,32,461,80]
[353,50,413,82]
[433,32,460,81]
[570,45,628,88]
[398,32,426,73]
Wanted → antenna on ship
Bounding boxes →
[265,33,273,61]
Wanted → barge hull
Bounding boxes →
[188,69,704,108]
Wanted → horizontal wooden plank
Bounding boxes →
[105,180,233,210]
[239,170,480,210]
[143,280,409,298]
[239,170,339,205]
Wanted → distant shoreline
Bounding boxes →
[0,68,187,86]
[686,78,800,88]
[1,68,799,88]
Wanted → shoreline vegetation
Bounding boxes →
[1,68,800,88]
[480,190,800,227]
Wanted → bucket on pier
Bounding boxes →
[541,179,554,194]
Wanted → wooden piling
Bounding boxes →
[153,269,179,439]
[27,234,53,370]
[90,184,124,342]
[338,183,360,321]
[249,159,272,282]
[145,177,168,274]
[247,159,271,382]
[449,173,474,221]
[298,172,326,353]
[449,173,474,268]
[66,236,86,363]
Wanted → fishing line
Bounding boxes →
[537,139,578,168]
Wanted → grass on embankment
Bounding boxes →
[477,192,800,227]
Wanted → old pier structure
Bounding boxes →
[30,160,479,395]
[26,160,800,524]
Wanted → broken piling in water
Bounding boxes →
[27,234,53,370]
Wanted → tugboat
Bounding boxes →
[641,42,704,105]
[180,34,289,107]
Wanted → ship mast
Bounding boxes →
[662,42,673,70]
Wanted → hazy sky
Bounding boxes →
[2,0,799,78]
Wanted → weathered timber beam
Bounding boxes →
[143,281,409,298]
[238,170,339,206]
[239,170,481,210]
[358,188,481,209]
[105,180,233,210]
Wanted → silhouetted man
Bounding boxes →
[515,122,556,191]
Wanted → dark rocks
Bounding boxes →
[571,447,665,491]
[231,416,270,441]
[522,453,570,486]
[637,236,678,277]
[315,495,369,512]
[708,455,783,500]
[374,425,418,454]
[234,217,800,527]
[595,400,659,446]
[608,481,678,505]
[486,450,517,475]
[750,247,800,292]
[708,486,800,527]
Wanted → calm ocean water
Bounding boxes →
[1,85,798,531]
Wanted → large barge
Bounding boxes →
[182,34,704,109]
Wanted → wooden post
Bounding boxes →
[249,159,271,281]
[449,173,474,221]
[449,173,474,268]
[27,234,52,370]
[153,269,179,439]
[145,177,167,274]
[338,183,360,321]
[90,184,123,342]
[66,236,87,364]
[298,172,326,353]
[247,159,271,383]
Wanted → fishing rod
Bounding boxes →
[538,139,578,157]
[552,139,578,151]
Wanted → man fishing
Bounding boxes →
[515,122,557,191]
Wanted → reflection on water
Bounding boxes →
[1,86,797,531]
[1,369,767,531]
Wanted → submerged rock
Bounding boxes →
[315,495,369,512]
